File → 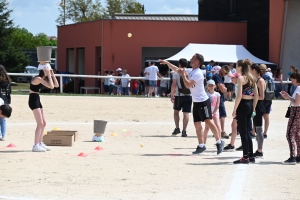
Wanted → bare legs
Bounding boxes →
[263,114,270,136]
[204,116,221,143]
[32,108,46,145]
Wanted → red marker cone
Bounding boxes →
[77,152,87,157]
[94,146,103,150]
[7,143,16,147]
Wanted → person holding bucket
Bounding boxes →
[29,46,59,152]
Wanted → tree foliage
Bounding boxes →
[56,0,107,25]
[0,0,28,73]
[56,0,145,24]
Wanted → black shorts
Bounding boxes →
[28,93,43,110]
[264,100,272,114]
[173,96,192,112]
[225,83,233,92]
[193,98,212,122]
[145,80,149,87]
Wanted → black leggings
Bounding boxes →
[236,99,253,158]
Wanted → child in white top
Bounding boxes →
[203,80,221,143]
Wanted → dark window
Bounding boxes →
[229,0,236,15]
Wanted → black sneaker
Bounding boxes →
[192,146,206,154]
[253,150,263,158]
[282,157,296,165]
[233,157,250,164]
[249,157,255,163]
[223,144,235,152]
[181,130,187,137]
[296,157,300,163]
[263,134,267,139]
[171,128,180,136]
[236,145,243,151]
[216,140,225,155]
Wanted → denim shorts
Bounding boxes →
[149,80,157,87]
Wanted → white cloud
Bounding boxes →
[146,5,193,14]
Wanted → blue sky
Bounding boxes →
[9,0,198,37]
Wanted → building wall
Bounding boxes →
[198,0,270,62]
[58,20,247,88]
[282,1,300,79]
[269,0,285,65]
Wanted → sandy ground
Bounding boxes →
[0,95,299,200]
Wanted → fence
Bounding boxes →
[7,73,291,94]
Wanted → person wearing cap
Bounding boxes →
[203,79,221,143]
[159,54,225,155]
[170,58,192,137]
[260,64,273,139]
[206,60,214,80]
[212,65,229,139]
[29,62,59,152]
[266,67,273,79]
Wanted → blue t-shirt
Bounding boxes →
[206,64,213,78]
[213,73,225,102]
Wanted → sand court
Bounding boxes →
[0,95,299,200]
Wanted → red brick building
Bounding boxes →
[57,14,246,91]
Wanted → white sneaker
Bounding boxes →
[39,142,51,151]
[155,95,159,98]
[0,138,5,141]
[92,135,104,142]
[32,144,46,152]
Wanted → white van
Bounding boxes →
[17,66,39,83]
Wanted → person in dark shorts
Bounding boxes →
[213,65,230,139]
[159,54,225,155]
[29,63,59,152]
[260,64,273,138]
[170,58,192,137]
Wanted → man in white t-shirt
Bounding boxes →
[121,69,131,95]
[145,62,162,98]
[159,54,225,155]
[212,62,221,75]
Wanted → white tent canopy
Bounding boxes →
[166,43,275,65]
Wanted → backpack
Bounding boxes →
[177,76,190,95]
[0,81,11,104]
[263,75,275,100]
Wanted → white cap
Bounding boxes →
[207,80,216,85]
[116,68,122,71]
[267,68,271,71]
[37,63,51,71]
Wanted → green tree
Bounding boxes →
[106,0,122,18]
[11,28,57,48]
[56,0,107,25]
[105,0,145,18]
[122,0,145,14]
[0,0,28,73]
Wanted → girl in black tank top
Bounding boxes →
[29,63,59,152]
[250,64,266,158]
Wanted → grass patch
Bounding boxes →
[11,83,30,91]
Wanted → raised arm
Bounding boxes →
[158,60,179,72]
